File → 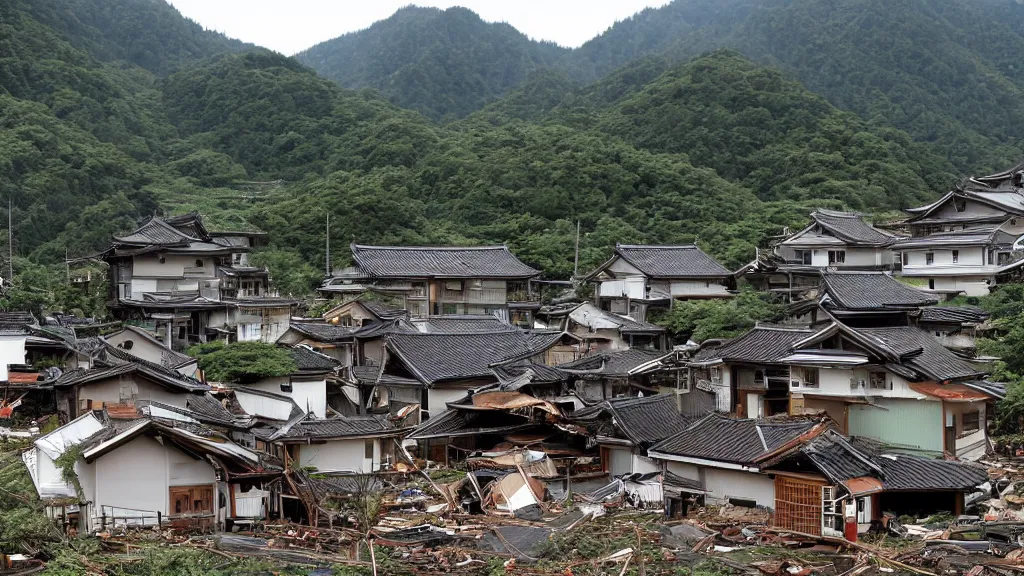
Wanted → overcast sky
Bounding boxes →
[166,1,671,56]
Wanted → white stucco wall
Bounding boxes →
[92,435,214,516]
[296,438,380,473]
[663,461,775,508]
[669,280,730,297]
[132,254,214,279]
[0,334,27,381]
[427,388,471,417]
[789,366,924,400]
[250,377,327,419]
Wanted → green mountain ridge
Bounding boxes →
[297,0,1024,175]
[0,0,1002,309]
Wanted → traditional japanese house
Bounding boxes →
[557,348,669,402]
[371,329,580,420]
[585,244,734,321]
[763,430,988,535]
[742,210,901,300]
[648,414,825,508]
[53,360,210,420]
[104,325,198,376]
[276,322,356,365]
[26,410,278,533]
[319,245,541,325]
[102,213,297,350]
[897,166,1024,295]
[537,302,668,352]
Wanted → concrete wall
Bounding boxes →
[296,438,380,473]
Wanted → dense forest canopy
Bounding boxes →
[0,0,1021,306]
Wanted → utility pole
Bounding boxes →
[7,196,12,285]
[325,213,331,276]
[65,248,70,282]
[573,220,581,280]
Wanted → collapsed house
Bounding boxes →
[536,302,668,352]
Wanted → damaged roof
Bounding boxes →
[290,345,340,373]
[385,330,567,386]
[570,393,693,448]
[917,305,990,325]
[411,315,516,333]
[405,408,537,440]
[821,271,937,311]
[557,348,665,376]
[650,414,821,468]
[285,322,357,343]
[351,244,539,279]
[275,415,401,441]
[855,326,985,382]
[53,363,208,393]
[589,244,731,280]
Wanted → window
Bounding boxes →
[795,250,812,265]
[803,368,819,388]
[902,252,908,266]
[710,366,722,384]
[828,250,845,264]
[989,250,995,265]
[240,323,261,341]
[925,252,934,265]
[962,411,981,433]
[442,303,458,315]
[169,486,213,516]
[364,440,375,459]
[280,381,293,393]
[999,252,1013,265]
[233,253,242,265]
[195,259,204,268]
[928,279,935,290]
[869,371,888,390]
[954,197,967,212]
[952,250,959,264]
[119,339,134,351]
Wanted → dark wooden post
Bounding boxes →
[157,511,162,528]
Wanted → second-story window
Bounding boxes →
[952,250,959,263]
[195,259,204,268]
[828,250,845,264]
[901,252,908,266]
[803,368,820,388]
[925,252,934,265]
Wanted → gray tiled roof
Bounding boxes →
[611,245,731,279]
[287,322,356,343]
[651,414,818,466]
[821,271,937,310]
[361,300,409,320]
[712,327,813,364]
[385,330,561,385]
[412,315,515,333]
[112,213,210,247]
[918,306,990,324]
[351,244,538,279]
[185,393,235,425]
[855,326,984,382]
[810,209,897,246]
[847,437,988,491]
[53,362,208,393]
[573,394,694,447]
[893,227,1002,249]
[405,408,536,440]
[557,348,664,375]
[277,415,398,440]
[290,346,340,372]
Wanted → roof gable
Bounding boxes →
[821,271,938,311]
[807,209,897,246]
[650,414,820,467]
[592,245,731,279]
[712,327,813,364]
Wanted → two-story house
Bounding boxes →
[318,245,541,326]
[742,210,902,299]
[703,320,997,460]
[103,213,296,350]
[585,244,734,321]
[897,166,1024,296]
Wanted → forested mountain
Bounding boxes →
[294,6,568,120]
[299,0,1024,174]
[0,0,1008,308]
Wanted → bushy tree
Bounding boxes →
[187,341,296,384]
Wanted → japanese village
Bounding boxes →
[9,1,1024,575]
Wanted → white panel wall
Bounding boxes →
[427,388,470,417]
[250,377,327,418]
[669,281,730,297]
[0,335,27,381]
[703,468,775,508]
[93,436,170,515]
[789,367,925,400]
[297,438,380,473]
[79,378,189,408]
[132,255,214,278]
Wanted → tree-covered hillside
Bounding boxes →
[0,0,999,305]
[294,6,568,120]
[299,0,1024,174]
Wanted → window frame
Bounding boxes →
[802,367,820,388]
[961,411,981,434]
[827,250,846,265]
[952,250,959,264]
[925,252,934,265]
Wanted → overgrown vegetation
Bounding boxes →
[187,341,297,384]
[52,443,85,500]
[0,441,58,554]
[652,288,787,342]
